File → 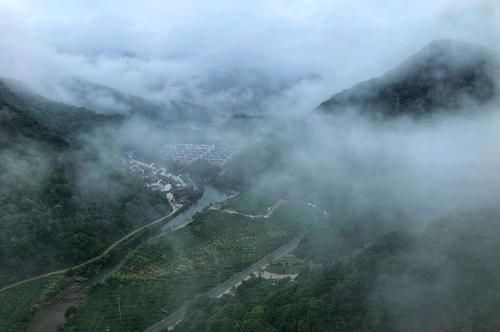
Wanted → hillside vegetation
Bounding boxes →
[0,276,71,332]
[65,197,319,332]
[319,40,499,117]
[0,81,171,287]
[176,206,500,332]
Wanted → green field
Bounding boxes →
[65,198,317,332]
[220,192,278,215]
[0,275,71,332]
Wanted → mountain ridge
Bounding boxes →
[318,40,499,117]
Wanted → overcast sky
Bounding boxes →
[0,0,498,112]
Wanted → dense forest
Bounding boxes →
[319,40,499,117]
[0,81,171,287]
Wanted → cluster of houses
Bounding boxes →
[162,144,238,167]
[124,153,199,205]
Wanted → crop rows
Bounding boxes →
[65,200,314,332]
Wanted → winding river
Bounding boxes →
[160,185,231,233]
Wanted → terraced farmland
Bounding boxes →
[65,198,317,332]
[0,275,70,332]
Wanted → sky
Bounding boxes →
[0,0,498,113]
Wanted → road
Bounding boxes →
[1,197,289,295]
[0,201,180,295]
[206,233,304,298]
[144,306,188,332]
[144,234,305,332]
[22,201,193,332]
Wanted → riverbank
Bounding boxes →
[24,185,229,332]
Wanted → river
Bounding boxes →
[160,185,231,233]
[27,185,231,332]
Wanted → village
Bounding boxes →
[124,152,200,207]
[124,143,239,205]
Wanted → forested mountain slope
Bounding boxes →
[0,81,170,287]
[2,79,123,139]
[60,78,218,125]
[318,40,499,117]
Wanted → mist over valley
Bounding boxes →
[0,1,499,331]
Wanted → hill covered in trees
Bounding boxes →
[0,79,122,140]
[318,40,499,117]
[0,80,171,287]
[59,78,218,125]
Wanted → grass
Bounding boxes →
[0,275,70,332]
[65,197,317,332]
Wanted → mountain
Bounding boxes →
[1,78,122,140]
[0,80,67,148]
[318,40,500,116]
[189,69,322,114]
[217,113,274,138]
[0,79,170,287]
[60,78,218,125]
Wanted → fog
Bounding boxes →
[1,2,500,330]
[299,108,500,220]
[1,0,499,240]
[0,0,499,114]
[3,0,497,221]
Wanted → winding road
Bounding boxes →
[0,201,180,295]
[22,202,189,332]
[9,195,322,332]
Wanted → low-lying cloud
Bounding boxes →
[1,0,498,115]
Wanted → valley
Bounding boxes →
[63,193,319,332]
[0,6,500,331]
[0,184,226,332]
